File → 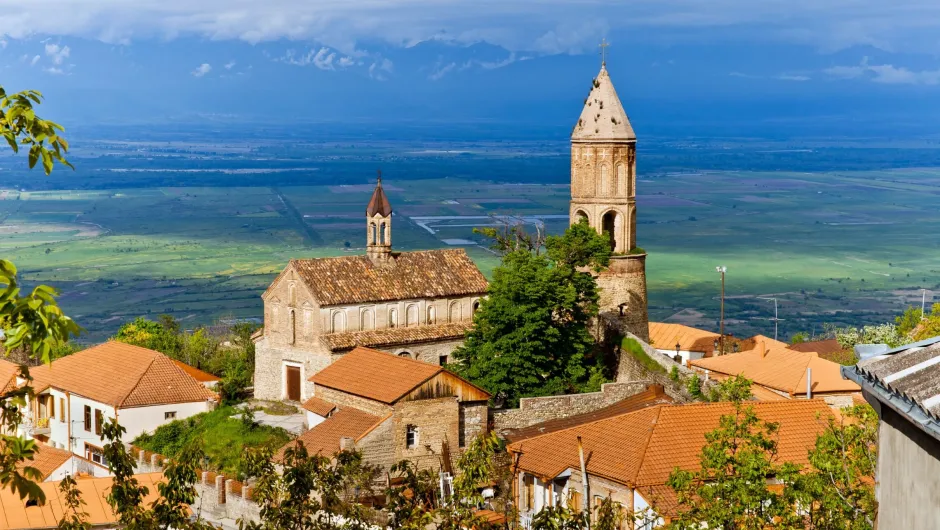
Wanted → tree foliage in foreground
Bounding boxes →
[452,218,612,406]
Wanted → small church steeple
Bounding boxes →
[366,170,392,261]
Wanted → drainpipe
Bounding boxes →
[806,368,812,399]
[577,436,590,526]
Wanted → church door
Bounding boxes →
[285,366,301,401]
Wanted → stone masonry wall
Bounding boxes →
[253,337,332,401]
[393,397,460,472]
[613,328,716,403]
[492,381,649,433]
[356,416,397,473]
[315,386,393,417]
[459,402,488,448]
[596,254,649,343]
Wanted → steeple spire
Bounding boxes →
[366,170,393,262]
[366,170,392,217]
[599,38,610,68]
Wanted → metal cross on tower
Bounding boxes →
[599,38,610,66]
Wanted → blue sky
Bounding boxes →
[2,0,940,134]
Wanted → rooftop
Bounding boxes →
[301,396,336,417]
[19,444,73,481]
[0,359,20,394]
[276,407,383,460]
[648,322,718,353]
[366,175,392,217]
[508,400,833,515]
[844,336,940,441]
[321,321,473,351]
[171,360,220,383]
[273,249,487,307]
[30,342,217,408]
[689,341,860,396]
[310,346,489,405]
[571,65,636,142]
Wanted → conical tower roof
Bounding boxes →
[571,65,636,142]
[366,172,392,217]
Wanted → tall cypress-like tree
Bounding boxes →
[452,219,611,406]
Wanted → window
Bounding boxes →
[85,444,108,467]
[524,475,535,511]
[48,396,55,419]
[389,308,398,328]
[59,398,65,422]
[439,355,448,366]
[165,411,177,420]
[427,306,436,324]
[406,425,419,448]
[567,490,582,511]
[398,351,412,359]
[94,410,103,436]
[83,405,91,432]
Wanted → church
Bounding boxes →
[253,60,649,403]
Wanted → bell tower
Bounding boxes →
[570,56,649,342]
[366,171,392,262]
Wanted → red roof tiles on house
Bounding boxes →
[172,360,220,383]
[276,408,383,460]
[302,396,337,417]
[321,321,473,352]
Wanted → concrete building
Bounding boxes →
[279,346,491,474]
[21,342,217,471]
[570,62,649,341]
[843,336,940,529]
[253,176,489,402]
[507,399,833,528]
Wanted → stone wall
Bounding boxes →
[315,386,393,417]
[459,402,488,448]
[194,471,261,526]
[492,381,650,433]
[393,397,460,472]
[596,254,649,342]
[613,329,713,402]
[253,337,332,401]
[386,339,464,366]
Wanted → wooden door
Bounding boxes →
[286,366,301,401]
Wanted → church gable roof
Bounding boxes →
[571,65,636,142]
[289,249,488,306]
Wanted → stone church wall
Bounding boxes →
[596,254,649,342]
[253,338,332,401]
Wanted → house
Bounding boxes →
[647,323,719,364]
[21,342,217,469]
[507,400,833,527]
[842,336,940,529]
[0,472,166,529]
[172,360,220,389]
[788,338,854,364]
[12,443,106,482]
[277,346,490,473]
[689,340,860,406]
[253,176,489,403]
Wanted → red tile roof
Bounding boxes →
[0,359,20,394]
[311,346,489,404]
[280,249,488,306]
[301,396,336,417]
[18,443,73,481]
[648,323,718,353]
[321,321,472,352]
[30,342,217,408]
[172,360,220,383]
[276,408,384,460]
[366,177,392,217]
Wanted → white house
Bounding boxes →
[20,341,217,472]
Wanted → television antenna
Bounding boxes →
[758,297,784,342]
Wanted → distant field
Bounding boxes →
[4,164,940,341]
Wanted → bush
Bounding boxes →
[621,337,665,374]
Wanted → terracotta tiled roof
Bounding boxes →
[690,341,860,396]
[321,321,473,351]
[735,334,788,351]
[302,396,336,417]
[366,176,392,217]
[502,385,673,443]
[17,443,73,481]
[789,339,853,363]
[0,472,165,529]
[311,346,479,404]
[0,359,20,394]
[276,408,383,460]
[283,249,488,306]
[507,400,833,515]
[648,323,718,353]
[30,342,217,408]
[172,360,220,383]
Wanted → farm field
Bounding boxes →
[4,166,940,341]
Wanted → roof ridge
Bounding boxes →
[630,405,663,485]
[509,402,666,445]
[119,356,159,408]
[355,411,393,443]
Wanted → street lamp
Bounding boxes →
[676,342,681,362]
[716,266,727,354]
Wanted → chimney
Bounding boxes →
[339,436,355,451]
[806,367,812,399]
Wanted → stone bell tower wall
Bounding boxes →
[595,254,649,342]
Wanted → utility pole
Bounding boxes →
[758,297,785,342]
[716,266,727,354]
[923,289,928,320]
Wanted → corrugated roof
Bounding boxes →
[571,65,636,141]
[30,342,217,408]
[648,322,718,353]
[321,321,472,351]
[282,249,488,307]
[276,408,383,460]
[507,400,832,515]
[311,346,479,405]
[690,341,859,396]
[0,473,165,529]
[501,385,673,443]
[853,340,940,417]
[301,396,336,417]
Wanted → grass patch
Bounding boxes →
[133,406,293,478]
[621,336,666,374]
[262,401,299,416]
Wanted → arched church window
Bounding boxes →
[427,306,436,324]
[331,311,346,333]
[449,301,462,322]
[389,308,398,328]
[288,283,296,306]
[380,222,387,244]
[370,223,377,245]
[574,210,589,225]
[601,210,620,252]
[289,309,296,344]
[599,164,610,196]
[361,309,375,331]
[616,163,626,196]
[472,300,480,315]
[398,351,412,359]
[406,304,419,327]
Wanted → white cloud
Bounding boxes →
[338,56,354,67]
[1,0,940,55]
[824,56,940,84]
[30,54,40,66]
[775,73,811,81]
[0,40,6,49]
[191,62,212,76]
[44,43,70,64]
[44,66,65,75]
[224,60,236,69]
[282,47,337,69]
[428,61,456,81]
[368,58,393,80]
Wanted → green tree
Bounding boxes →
[113,316,183,356]
[706,374,753,402]
[895,306,923,337]
[789,331,810,345]
[56,475,91,530]
[0,87,73,175]
[531,504,588,530]
[385,460,437,529]
[437,432,503,530]
[453,219,612,405]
